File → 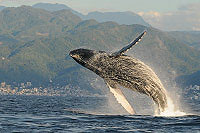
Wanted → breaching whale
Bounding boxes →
[69,31,168,114]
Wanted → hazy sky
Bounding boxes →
[0,0,200,14]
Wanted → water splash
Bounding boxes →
[156,94,187,117]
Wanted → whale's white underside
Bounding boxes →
[107,83,135,115]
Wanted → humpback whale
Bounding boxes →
[69,31,168,114]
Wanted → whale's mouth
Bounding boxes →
[69,50,83,63]
[69,52,73,57]
[69,53,80,59]
[69,50,77,58]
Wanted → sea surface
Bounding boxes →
[0,95,199,133]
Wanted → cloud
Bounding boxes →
[138,3,200,31]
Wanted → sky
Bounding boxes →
[0,0,199,14]
[0,0,200,31]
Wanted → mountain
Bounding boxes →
[0,6,82,85]
[169,31,200,87]
[32,3,150,27]
[33,3,71,12]
[32,3,83,17]
[0,6,6,11]
[0,6,200,89]
[83,11,150,27]
[169,31,200,50]
[176,70,200,87]
[0,6,81,36]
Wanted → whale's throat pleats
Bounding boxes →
[106,82,135,115]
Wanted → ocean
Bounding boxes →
[0,94,199,132]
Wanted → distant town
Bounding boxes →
[0,81,199,100]
[0,81,84,96]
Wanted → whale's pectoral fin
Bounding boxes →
[105,80,135,115]
[111,31,146,57]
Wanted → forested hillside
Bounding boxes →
[0,6,200,88]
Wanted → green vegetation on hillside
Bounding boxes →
[0,6,200,87]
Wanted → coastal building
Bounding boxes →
[21,83,25,88]
[26,82,32,87]
[1,82,6,88]
[6,85,11,89]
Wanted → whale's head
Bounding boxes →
[69,48,107,74]
[69,49,95,66]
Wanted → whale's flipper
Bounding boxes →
[105,80,135,115]
[111,31,146,57]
